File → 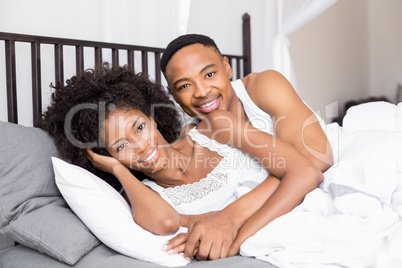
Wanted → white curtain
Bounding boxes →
[273,0,338,91]
[177,0,192,35]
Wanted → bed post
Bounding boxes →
[242,13,251,75]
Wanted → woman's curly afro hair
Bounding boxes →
[39,63,182,189]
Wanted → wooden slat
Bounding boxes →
[76,45,84,75]
[5,40,18,123]
[242,13,251,75]
[112,48,119,66]
[94,47,102,70]
[236,58,241,79]
[127,50,134,71]
[31,42,42,126]
[141,51,148,76]
[154,52,161,85]
[54,44,64,84]
[227,57,233,80]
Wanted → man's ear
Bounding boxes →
[223,56,233,80]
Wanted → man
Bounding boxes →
[160,34,333,261]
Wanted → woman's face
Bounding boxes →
[104,108,167,173]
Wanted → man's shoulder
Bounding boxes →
[242,70,296,114]
[243,70,283,90]
[242,70,283,104]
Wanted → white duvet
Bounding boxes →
[240,102,402,268]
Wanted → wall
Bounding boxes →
[289,0,369,120]
[368,0,402,100]
[289,0,402,120]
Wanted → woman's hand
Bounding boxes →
[86,148,124,174]
[86,149,181,235]
[163,232,191,258]
[162,213,215,257]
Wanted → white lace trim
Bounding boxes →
[162,128,235,206]
[187,127,232,157]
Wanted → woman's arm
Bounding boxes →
[87,149,181,235]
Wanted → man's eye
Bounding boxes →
[117,143,127,152]
[206,72,214,78]
[178,84,189,90]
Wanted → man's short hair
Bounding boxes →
[160,34,222,75]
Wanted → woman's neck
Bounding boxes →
[143,134,196,187]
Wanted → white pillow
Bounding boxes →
[343,101,398,132]
[52,157,189,267]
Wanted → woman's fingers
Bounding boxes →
[166,243,186,255]
[86,148,94,161]
[163,233,188,252]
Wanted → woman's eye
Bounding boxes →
[137,122,146,132]
[117,143,127,152]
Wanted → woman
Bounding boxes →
[40,64,323,261]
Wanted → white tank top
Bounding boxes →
[142,127,269,215]
[231,79,275,135]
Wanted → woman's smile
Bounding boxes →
[139,146,159,164]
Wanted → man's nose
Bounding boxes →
[194,83,211,98]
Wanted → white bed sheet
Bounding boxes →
[240,102,402,267]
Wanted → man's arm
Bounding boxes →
[245,70,334,172]
[164,109,324,260]
[165,174,280,260]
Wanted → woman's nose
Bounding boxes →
[131,139,148,155]
[127,132,148,152]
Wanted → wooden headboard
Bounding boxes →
[0,13,251,127]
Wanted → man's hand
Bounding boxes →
[163,211,241,261]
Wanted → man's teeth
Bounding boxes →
[142,148,157,162]
[200,99,217,108]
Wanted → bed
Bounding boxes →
[0,13,277,268]
[2,12,402,268]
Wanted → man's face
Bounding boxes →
[164,44,233,120]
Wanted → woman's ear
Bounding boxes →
[223,56,233,80]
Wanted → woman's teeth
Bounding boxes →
[141,148,157,162]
